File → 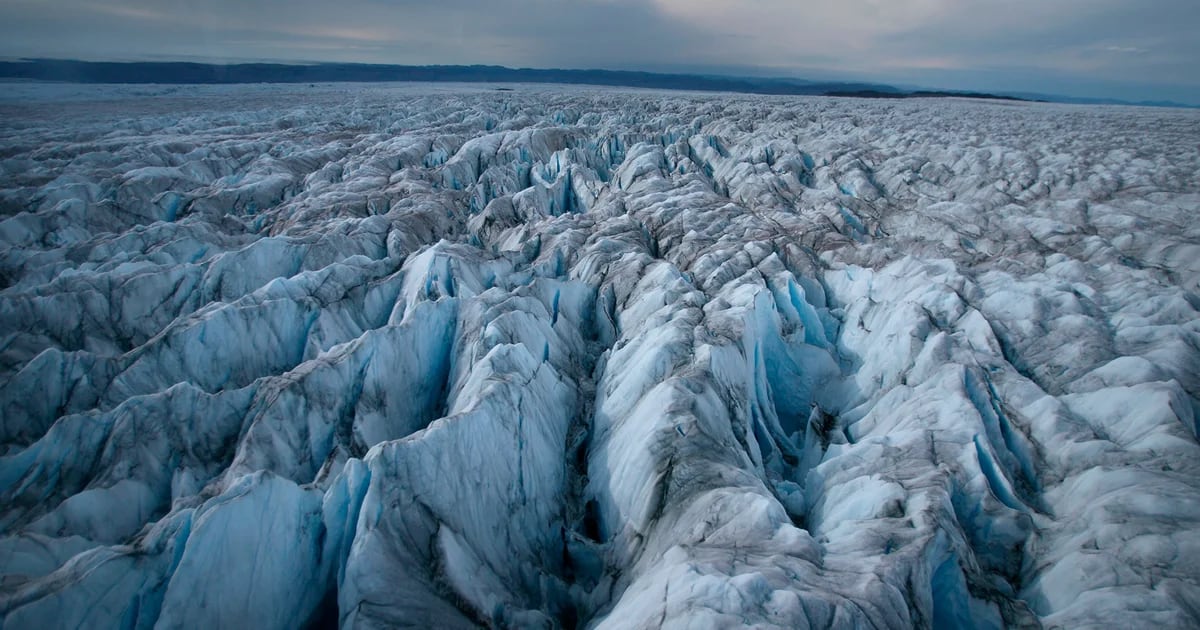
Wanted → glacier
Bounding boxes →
[1,82,1199,629]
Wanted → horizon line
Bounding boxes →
[2,57,1198,109]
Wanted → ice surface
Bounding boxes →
[1,82,1199,628]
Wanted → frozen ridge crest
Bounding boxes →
[1,83,1199,629]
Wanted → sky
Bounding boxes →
[1,0,1198,104]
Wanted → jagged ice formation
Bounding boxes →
[1,83,1199,629]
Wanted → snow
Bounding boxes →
[1,82,1199,628]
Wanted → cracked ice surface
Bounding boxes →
[2,82,1199,629]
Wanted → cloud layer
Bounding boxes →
[1,0,1197,102]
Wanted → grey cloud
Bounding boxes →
[875,0,1200,81]
[0,0,724,67]
[0,0,1197,103]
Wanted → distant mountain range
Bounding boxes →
[0,59,910,96]
[0,59,1194,108]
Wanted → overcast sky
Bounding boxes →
[2,0,1198,103]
